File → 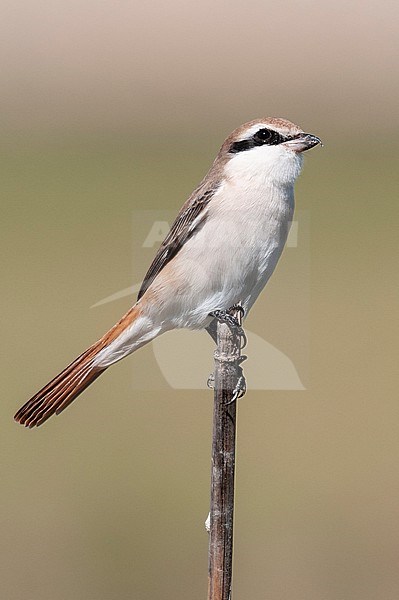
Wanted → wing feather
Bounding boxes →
[137,185,218,300]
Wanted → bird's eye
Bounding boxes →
[253,128,282,145]
[255,129,272,142]
[229,128,283,154]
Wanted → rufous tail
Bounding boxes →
[14,305,141,428]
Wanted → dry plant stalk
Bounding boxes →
[207,308,244,600]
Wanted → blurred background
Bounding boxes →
[1,1,398,599]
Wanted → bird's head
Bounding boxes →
[220,118,322,187]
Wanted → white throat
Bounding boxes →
[225,144,304,189]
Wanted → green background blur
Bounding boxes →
[2,2,398,599]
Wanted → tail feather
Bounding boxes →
[15,304,143,428]
[14,342,106,428]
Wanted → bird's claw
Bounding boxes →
[225,366,247,405]
[207,356,247,402]
[207,305,247,397]
[229,304,245,318]
[208,308,247,349]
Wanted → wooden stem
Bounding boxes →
[207,309,244,600]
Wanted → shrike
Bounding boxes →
[15,118,321,427]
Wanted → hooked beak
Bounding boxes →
[283,133,323,153]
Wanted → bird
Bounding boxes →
[14,117,321,428]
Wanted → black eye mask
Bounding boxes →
[229,128,297,154]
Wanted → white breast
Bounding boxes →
[145,144,303,329]
[205,176,295,312]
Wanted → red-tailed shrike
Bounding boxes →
[15,118,321,427]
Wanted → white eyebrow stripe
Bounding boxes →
[237,123,302,142]
[238,123,271,140]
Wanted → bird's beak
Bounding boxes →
[283,133,323,153]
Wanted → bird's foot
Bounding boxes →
[209,307,247,349]
[225,356,247,405]
[207,355,247,403]
[228,304,245,318]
